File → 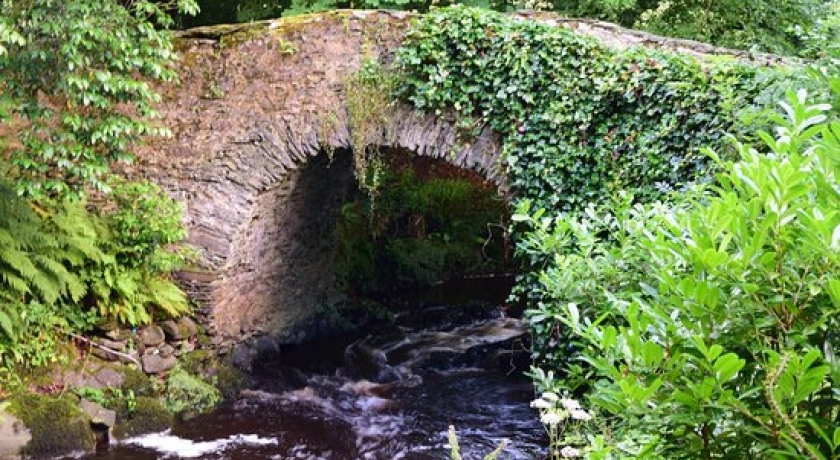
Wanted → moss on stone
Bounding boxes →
[178,349,214,375]
[7,392,95,457]
[211,360,248,400]
[113,397,172,439]
[121,365,155,397]
[178,349,247,400]
[164,366,222,418]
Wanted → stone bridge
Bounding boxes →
[133,10,779,361]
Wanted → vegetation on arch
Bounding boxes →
[395,6,779,213]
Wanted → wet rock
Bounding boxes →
[80,399,116,429]
[230,343,257,372]
[343,339,400,383]
[142,351,177,374]
[139,326,166,347]
[254,336,280,360]
[0,409,31,460]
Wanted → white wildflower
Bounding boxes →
[541,392,560,402]
[560,446,582,458]
[560,398,581,411]
[570,409,592,421]
[540,411,563,426]
[530,398,552,409]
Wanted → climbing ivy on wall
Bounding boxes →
[394,6,778,212]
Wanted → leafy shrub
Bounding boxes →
[85,179,192,325]
[335,163,510,293]
[0,179,192,373]
[164,366,222,417]
[0,0,198,198]
[0,0,197,377]
[396,6,776,213]
[519,89,840,458]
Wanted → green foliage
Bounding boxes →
[518,88,840,458]
[84,179,192,325]
[0,184,103,368]
[396,6,774,214]
[7,392,95,457]
[0,179,191,371]
[343,59,397,200]
[163,365,222,417]
[1,0,196,375]
[0,0,198,198]
[336,163,510,292]
[74,385,137,415]
[550,0,836,57]
[448,425,509,460]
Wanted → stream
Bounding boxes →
[79,277,546,459]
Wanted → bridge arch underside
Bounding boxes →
[190,133,506,367]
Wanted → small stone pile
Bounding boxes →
[91,317,200,375]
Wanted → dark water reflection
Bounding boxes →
[77,277,546,459]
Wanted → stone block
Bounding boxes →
[142,352,177,375]
[139,326,166,347]
[80,399,116,429]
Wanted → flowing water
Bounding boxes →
[77,277,546,460]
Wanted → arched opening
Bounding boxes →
[215,146,540,459]
[215,145,516,363]
[334,146,514,299]
[213,148,356,355]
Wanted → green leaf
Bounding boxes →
[713,353,745,383]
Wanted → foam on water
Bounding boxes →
[124,431,278,458]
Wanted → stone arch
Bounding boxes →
[192,108,504,352]
[124,11,509,354]
[130,10,774,356]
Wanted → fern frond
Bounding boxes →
[0,247,41,284]
[1,271,31,296]
[145,275,190,318]
[0,305,19,340]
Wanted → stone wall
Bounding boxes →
[130,10,779,359]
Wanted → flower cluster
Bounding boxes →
[530,392,593,459]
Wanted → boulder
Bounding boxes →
[91,346,120,362]
[158,344,176,358]
[160,317,198,341]
[139,326,166,347]
[0,409,31,460]
[142,351,177,375]
[95,368,124,388]
[79,399,116,429]
[96,337,128,352]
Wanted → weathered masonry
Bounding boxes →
[131,10,781,359]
